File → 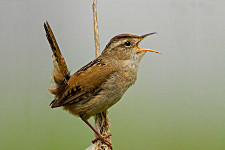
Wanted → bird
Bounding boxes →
[44,21,159,148]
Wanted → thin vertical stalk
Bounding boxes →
[86,0,112,150]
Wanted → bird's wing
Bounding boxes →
[50,57,116,108]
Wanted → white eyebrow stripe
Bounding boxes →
[109,39,127,49]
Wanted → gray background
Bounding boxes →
[0,0,225,150]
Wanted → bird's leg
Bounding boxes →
[82,119,112,148]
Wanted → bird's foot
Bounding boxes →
[91,133,112,148]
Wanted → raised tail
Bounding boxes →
[44,21,70,99]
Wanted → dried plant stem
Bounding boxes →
[93,0,100,57]
[86,0,112,150]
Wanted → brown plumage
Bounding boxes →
[51,57,116,109]
[44,21,70,98]
[44,21,159,148]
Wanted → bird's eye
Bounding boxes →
[124,41,131,46]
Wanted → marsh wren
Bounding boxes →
[44,21,159,148]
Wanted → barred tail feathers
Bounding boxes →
[44,21,70,98]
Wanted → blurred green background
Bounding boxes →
[1,0,225,149]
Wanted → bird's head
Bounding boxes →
[101,33,159,62]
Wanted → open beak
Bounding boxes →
[135,32,160,53]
